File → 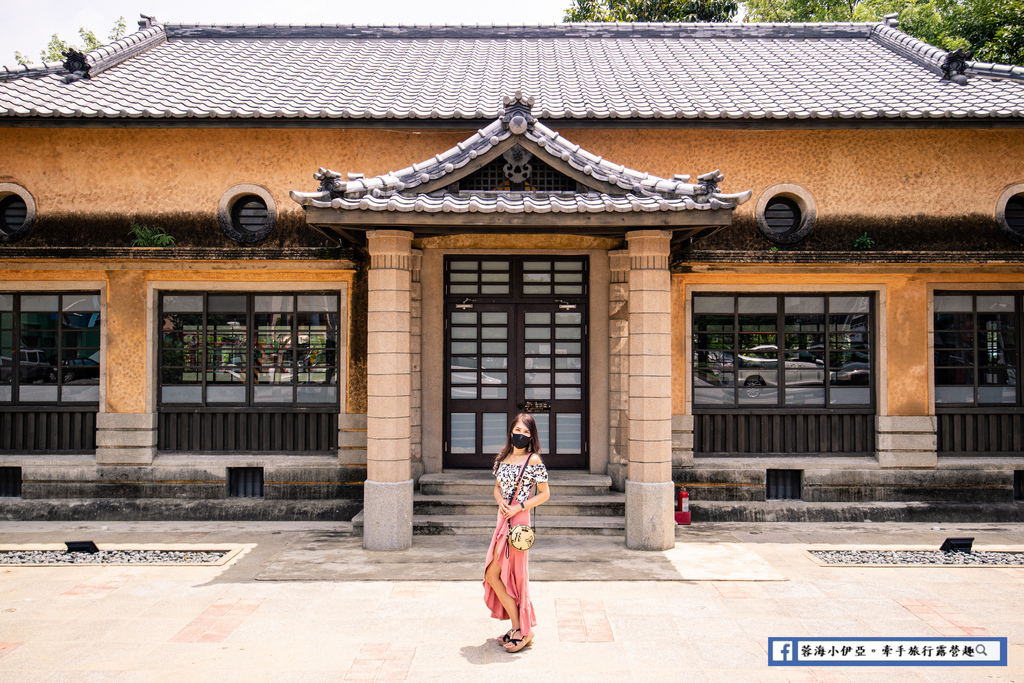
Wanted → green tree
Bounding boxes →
[13,16,126,66]
[565,0,739,22]
[743,0,1024,66]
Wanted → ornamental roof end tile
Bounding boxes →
[290,95,752,217]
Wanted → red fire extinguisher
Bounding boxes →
[675,489,691,525]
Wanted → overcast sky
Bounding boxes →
[2,0,567,66]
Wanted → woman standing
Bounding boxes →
[483,413,550,653]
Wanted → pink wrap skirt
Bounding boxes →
[483,508,537,637]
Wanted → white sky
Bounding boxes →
[2,0,568,66]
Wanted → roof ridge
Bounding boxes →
[869,23,947,76]
[163,21,875,40]
[0,24,165,83]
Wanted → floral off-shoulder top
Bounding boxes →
[494,458,548,504]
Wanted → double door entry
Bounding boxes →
[443,257,589,470]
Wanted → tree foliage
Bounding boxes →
[565,0,739,22]
[13,16,126,66]
[743,0,1024,66]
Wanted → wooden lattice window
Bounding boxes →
[457,147,578,193]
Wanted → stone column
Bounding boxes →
[877,416,937,468]
[96,270,157,465]
[625,230,675,550]
[363,230,414,550]
[607,250,630,492]
[409,249,424,482]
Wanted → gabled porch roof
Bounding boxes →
[290,94,750,242]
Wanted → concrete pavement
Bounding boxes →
[0,521,1021,681]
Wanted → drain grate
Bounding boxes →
[0,549,230,565]
[810,549,1024,566]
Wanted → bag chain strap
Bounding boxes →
[504,458,531,558]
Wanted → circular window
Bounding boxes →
[0,183,36,243]
[755,184,816,245]
[231,196,270,235]
[218,184,276,244]
[996,185,1024,243]
[763,197,801,237]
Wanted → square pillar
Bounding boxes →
[364,230,414,550]
[877,416,938,468]
[625,230,675,550]
[607,250,630,491]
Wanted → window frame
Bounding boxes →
[157,291,341,410]
[691,291,876,412]
[933,290,1021,410]
[0,291,102,406]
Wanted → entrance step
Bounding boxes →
[412,514,625,536]
[418,470,614,496]
[352,470,625,537]
[414,494,624,518]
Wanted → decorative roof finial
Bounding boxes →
[941,48,969,85]
[501,93,535,134]
[61,49,90,83]
[138,14,159,29]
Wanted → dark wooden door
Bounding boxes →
[443,258,588,469]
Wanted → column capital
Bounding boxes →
[367,230,414,269]
[625,230,672,270]
[609,249,630,283]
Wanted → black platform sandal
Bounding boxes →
[504,629,533,653]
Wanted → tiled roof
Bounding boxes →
[3,20,1024,121]
[291,94,751,215]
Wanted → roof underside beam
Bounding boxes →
[305,206,732,239]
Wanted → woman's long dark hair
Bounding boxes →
[492,413,542,474]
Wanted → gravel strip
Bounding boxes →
[810,550,1024,566]
[0,550,228,565]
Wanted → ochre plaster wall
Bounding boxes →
[0,263,357,414]
[672,267,1024,417]
[1,127,1022,224]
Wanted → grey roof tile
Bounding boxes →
[3,22,1024,120]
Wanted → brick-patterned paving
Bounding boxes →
[62,574,131,597]
[896,599,991,637]
[711,582,766,599]
[170,597,265,643]
[0,643,21,659]
[389,583,438,599]
[554,598,614,643]
[344,642,416,681]
[997,567,1024,580]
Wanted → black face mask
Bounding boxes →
[510,433,531,450]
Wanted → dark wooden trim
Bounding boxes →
[694,411,874,455]
[307,206,732,231]
[158,410,338,453]
[937,411,1024,454]
[0,408,97,452]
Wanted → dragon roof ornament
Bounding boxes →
[292,93,751,215]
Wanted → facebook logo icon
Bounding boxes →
[770,639,797,663]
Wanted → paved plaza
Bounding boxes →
[0,521,1021,681]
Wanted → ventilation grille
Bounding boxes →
[228,467,264,498]
[1015,470,1023,501]
[767,469,802,500]
[0,467,22,497]
[763,197,801,234]
[0,195,27,232]
[232,197,269,234]
[458,155,578,193]
[1006,196,1024,234]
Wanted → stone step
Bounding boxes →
[412,514,626,536]
[413,493,625,517]
[351,511,626,536]
[418,470,614,496]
